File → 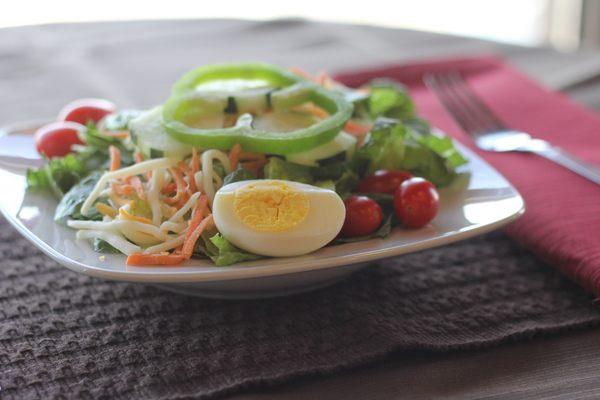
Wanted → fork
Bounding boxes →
[424,72,600,185]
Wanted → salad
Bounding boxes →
[27,63,467,266]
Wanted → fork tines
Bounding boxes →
[424,72,506,135]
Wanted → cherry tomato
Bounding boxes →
[341,196,383,237]
[34,121,85,158]
[57,98,117,125]
[394,177,439,228]
[357,170,413,195]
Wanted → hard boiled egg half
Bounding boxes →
[212,180,346,257]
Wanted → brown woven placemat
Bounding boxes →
[1,216,599,400]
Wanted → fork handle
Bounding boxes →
[534,145,600,185]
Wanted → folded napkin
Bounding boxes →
[335,56,600,297]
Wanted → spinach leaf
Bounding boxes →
[93,238,120,253]
[54,171,103,224]
[334,169,359,198]
[223,166,256,185]
[335,212,396,244]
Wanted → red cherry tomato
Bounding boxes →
[57,98,117,125]
[357,170,413,195]
[341,196,383,237]
[394,177,439,228]
[34,121,85,158]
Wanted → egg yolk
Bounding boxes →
[233,181,310,232]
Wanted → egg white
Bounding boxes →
[212,180,346,257]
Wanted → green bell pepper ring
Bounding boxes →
[171,62,303,95]
[162,63,353,155]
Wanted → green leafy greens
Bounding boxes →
[54,171,103,224]
[223,166,256,185]
[27,123,133,197]
[351,118,466,187]
[26,154,86,197]
[367,80,416,120]
[263,157,359,197]
[194,229,264,266]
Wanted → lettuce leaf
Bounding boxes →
[368,80,415,121]
[194,230,264,266]
[350,119,406,176]
[351,118,465,187]
[263,157,314,183]
[263,157,358,197]
[405,118,468,168]
[27,154,86,197]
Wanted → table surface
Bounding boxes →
[3,18,600,399]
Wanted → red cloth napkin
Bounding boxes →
[335,56,600,297]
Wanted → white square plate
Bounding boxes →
[0,122,524,299]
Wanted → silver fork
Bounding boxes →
[424,72,600,185]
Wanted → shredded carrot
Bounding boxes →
[111,182,134,197]
[182,214,214,259]
[177,161,197,194]
[229,143,242,170]
[109,145,121,171]
[165,167,189,207]
[119,208,153,225]
[344,120,372,145]
[178,161,190,174]
[127,176,146,200]
[191,148,200,175]
[317,71,332,86]
[289,67,316,82]
[238,151,266,161]
[126,253,185,266]
[188,195,209,230]
[161,183,177,195]
[294,103,329,120]
[95,202,117,218]
[103,130,130,139]
[185,165,198,193]
[134,152,152,180]
[170,167,187,192]
[241,159,269,176]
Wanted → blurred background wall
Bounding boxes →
[1,0,599,51]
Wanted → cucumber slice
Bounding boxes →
[193,77,275,115]
[129,107,193,158]
[286,131,357,166]
[270,83,312,110]
[229,87,273,114]
[194,78,272,92]
[98,110,142,131]
[253,110,319,133]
